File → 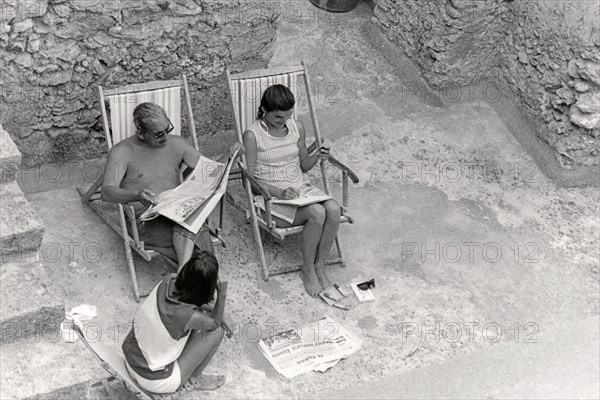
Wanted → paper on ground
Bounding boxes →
[257,317,362,378]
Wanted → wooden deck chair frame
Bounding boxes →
[76,76,227,302]
[225,61,359,281]
[74,325,192,400]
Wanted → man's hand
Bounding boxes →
[136,189,156,207]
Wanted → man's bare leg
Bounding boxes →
[173,227,213,273]
[177,326,225,390]
[314,200,341,289]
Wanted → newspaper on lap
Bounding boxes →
[253,185,332,223]
[140,150,239,234]
[258,317,362,378]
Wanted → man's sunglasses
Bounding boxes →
[357,278,375,291]
[145,120,174,139]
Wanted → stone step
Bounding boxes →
[0,331,107,399]
[0,181,45,255]
[0,260,64,345]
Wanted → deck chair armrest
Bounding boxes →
[239,164,272,200]
[308,140,359,184]
[327,155,360,184]
[123,204,142,246]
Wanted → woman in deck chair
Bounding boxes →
[122,251,233,394]
[243,84,340,298]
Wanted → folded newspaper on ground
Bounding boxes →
[258,317,362,378]
[140,151,238,234]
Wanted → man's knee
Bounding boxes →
[306,204,326,225]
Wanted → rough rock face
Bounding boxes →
[1,0,280,167]
[372,0,600,167]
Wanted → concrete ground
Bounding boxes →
[2,2,599,399]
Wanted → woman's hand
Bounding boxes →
[281,187,301,199]
[221,313,235,339]
[316,140,331,161]
[216,279,228,293]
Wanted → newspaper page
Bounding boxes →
[271,185,331,206]
[140,151,238,234]
[252,185,332,224]
[257,317,362,378]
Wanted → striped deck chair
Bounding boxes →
[74,325,198,400]
[225,61,359,281]
[76,76,225,302]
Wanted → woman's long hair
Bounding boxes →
[173,251,219,308]
[257,84,295,119]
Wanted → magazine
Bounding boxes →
[257,317,362,378]
[140,150,238,234]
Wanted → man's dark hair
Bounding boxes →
[133,102,166,132]
[257,84,295,119]
[174,251,219,307]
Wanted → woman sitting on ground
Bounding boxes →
[122,251,233,394]
[242,84,341,298]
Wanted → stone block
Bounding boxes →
[0,262,63,345]
[0,181,45,254]
[0,125,21,183]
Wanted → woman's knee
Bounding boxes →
[323,200,341,219]
[305,204,326,225]
[209,325,225,341]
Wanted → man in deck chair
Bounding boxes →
[102,102,243,271]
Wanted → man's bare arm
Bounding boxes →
[101,145,155,205]
[177,136,202,170]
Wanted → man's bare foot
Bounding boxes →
[189,374,225,391]
[300,267,322,298]
[315,265,333,289]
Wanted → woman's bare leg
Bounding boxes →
[295,204,326,297]
[177,326,225,390]
[273,204,326,297]
[314,200,340,288]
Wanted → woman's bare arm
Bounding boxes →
[242,129,287,198]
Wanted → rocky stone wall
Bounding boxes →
[372,0,600,167]
[1,0,280,167]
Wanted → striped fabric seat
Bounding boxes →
[107,86,182,145]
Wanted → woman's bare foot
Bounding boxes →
[300,266,322,297]
[189,374,225,391]
[315,264,333,289]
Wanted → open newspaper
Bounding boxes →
[253,185,332,223]
[140,151,238,234]
[258,317,362,378]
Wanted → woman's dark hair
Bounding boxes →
[257,84,295,119]
[173,251,219,307]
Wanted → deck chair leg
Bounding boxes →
[252,217,270,281]
[334,235,346,267]
[100,377,120,400]
[118,204,141,302]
